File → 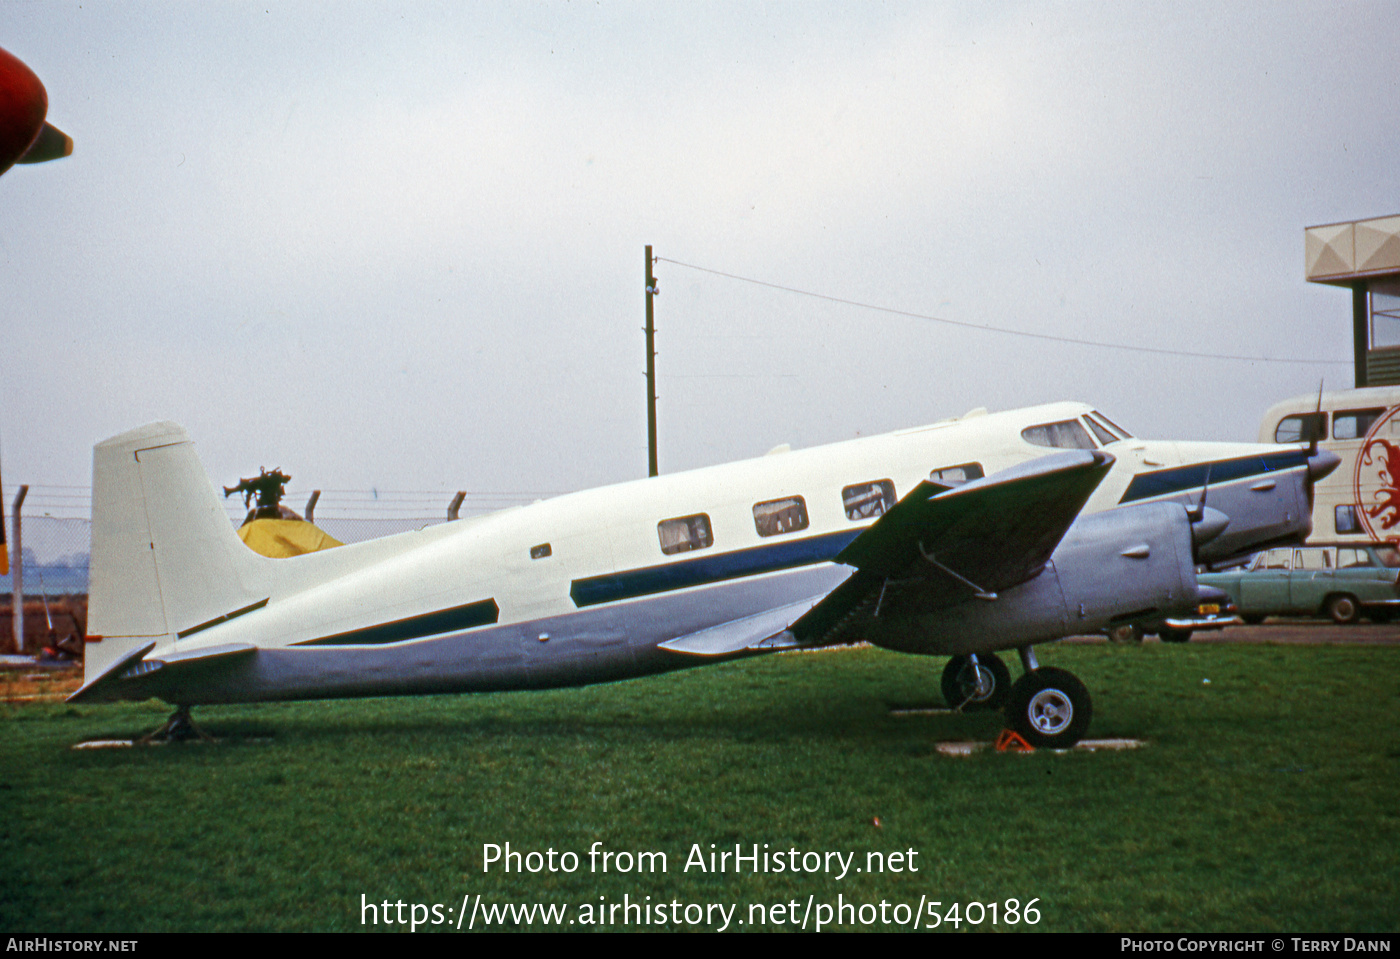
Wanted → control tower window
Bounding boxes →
[1371,285,1400,349]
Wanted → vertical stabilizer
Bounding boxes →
[87,423,269,677]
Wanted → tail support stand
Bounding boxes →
[138,705,216,744]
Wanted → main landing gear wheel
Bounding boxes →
[1005,667,1092,749]
[942,653,1011,711]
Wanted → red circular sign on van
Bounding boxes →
[1353,405,1400,541]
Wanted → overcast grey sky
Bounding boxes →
[2,1,1396,504]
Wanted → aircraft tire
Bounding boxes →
[1325,594,1359,625]
[1006,667,1092,749]
[941,653,1010,711]
[1158,627,1193,643]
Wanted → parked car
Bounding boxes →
[1103,598,1239,644]
[1197,543,1400,625]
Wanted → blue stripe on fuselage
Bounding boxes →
[1118,449,1309,504]
[570,528,863,608]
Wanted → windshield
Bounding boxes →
[1022,419,1096,450]
[1089,410,1134,439]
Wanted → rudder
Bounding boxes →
[87,422,269,679]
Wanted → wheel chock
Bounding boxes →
[994,729,1034,752]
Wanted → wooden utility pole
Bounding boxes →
[645,246,658,477]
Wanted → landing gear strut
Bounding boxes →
[941,652,1010,711]
[138,705,215,744]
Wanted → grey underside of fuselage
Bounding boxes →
[109,564,855,706]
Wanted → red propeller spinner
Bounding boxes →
[0,45,72,176]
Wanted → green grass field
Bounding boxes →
[2,642,1397,933]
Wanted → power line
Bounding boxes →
[656,257,1350,367]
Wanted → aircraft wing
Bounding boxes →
[789,449,1114,646]
[657,598,823,656]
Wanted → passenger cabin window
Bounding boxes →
[658,514,714,555]
[753,496,809,537]
[929,463,985,486]
[1275,413,1327,444]
[843,480,895,520]
[1021,420,1096,450]
[530,543,552,560]
[1333,408,1385,440]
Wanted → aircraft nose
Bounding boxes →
[1307,449,1341,482]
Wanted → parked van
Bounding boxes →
[1260,386,1400,543]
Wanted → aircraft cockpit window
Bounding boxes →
[1333,408,1385,440]
[1083,416,1119,447]
[658,514,714,555]
[842,480,895,520]
[1090,411,1134,439]
[1021,420,1096,450]
[753,496,809,537]
[929,463,985,486]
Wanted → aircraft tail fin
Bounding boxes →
[88,423,270,675]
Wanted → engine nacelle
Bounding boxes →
[865,502,1201,657]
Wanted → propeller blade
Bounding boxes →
[17,121,72,164]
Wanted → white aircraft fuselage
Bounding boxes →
[73,401,1335,745]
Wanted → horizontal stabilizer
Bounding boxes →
[158,643,258,666]
[68,642,255,703]
[67,642,156,703]
[658,598,820,656]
